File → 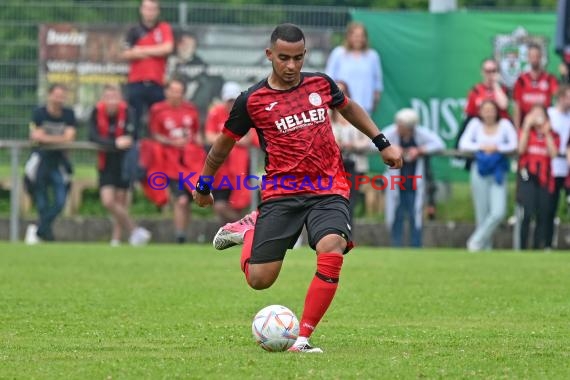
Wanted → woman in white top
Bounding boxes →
[325,22,383,115]
[331,81,374,222]
[459,100,518,251]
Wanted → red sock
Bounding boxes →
[240,230,254,283]
[299,253,344,338]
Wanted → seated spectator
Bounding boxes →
[205,81,255,223]
[383,109,445,248]
[331,81,373,223]
[458,100,517,252]
[24,84,76,244]
[517,105,560,250]
[545,85,570,249]
[146,78,204,243]
[89,84,151,246]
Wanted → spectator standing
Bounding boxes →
[458,100,518,252]
[325,22,383,115]
[513,43,559,129]
[517,105,560,250]
[148,79,202,243]
[545,85,570,248]
[89,85,151,246]
[465,59,510,120]
[168,32,222,125]
[122,0,174,139]
[457,59,510,172]
[331,81,373,223]
[24,84,76,244]
[383,109,445,248]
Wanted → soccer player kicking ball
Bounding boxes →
[193,23,402,353]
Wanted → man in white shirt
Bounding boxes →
[546,85,570,248]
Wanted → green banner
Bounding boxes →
[351,10,559,181]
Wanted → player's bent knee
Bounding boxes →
[247,262,282,290]
[315,233,347,254]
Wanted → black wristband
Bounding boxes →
[195,177,211,195]
[372,133,391,151]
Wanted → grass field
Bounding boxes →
[1,244,570,379]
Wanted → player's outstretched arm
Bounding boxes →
[338,99,403,169]
[193,133,236,207]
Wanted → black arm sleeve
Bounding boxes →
[88,109,116,148]
[224,91,254,138]
[320,72,346,108]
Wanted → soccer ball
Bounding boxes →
[251,305,300,352]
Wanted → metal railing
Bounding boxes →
[1,139,477,243]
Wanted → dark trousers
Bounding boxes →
[545,177,566,248]
[34,167,69,241]
[127,81,165,139]
[391,190,422,248]
[518,177,552,250]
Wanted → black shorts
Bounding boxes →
[249,194,353,264]
[212,189,232,202]
[169,180,191,199]
[99,156,129,189]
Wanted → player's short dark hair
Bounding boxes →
[270,23,305,46]
[48,83,66,94]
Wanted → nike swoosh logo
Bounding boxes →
[265,102,278,111]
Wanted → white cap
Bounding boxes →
[395,108,419,128]
[221,82,241,102]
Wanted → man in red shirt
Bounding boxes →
[513,43,559,129]
[193,24,402,353]
[205,81,255,223]
[122,0,174,139]
[149,78,202,243]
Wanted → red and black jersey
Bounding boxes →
[147,100,203,182]
[513,71,559,121]
[149,100,200,143]
[465,83,510,119]
[223,72,350,201]
[125,21,173,85]
[518,129,560,192]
